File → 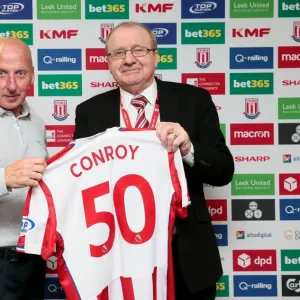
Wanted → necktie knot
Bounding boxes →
[131,95,149,128]
[131,95,148,110]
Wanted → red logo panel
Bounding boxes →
[279,173,300,195]
[206,199,227,221]
[230,124,274,145]
[27,84,34,97]
[46,125,75,147]
[233,250,277,271]
[278,46,300,68]
[182,73,225,95]
[86,48,108,70]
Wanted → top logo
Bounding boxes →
[144,23,177,45]
[279,0,300,17]
[0,0,32,19]
[181,0,225,19]
[230,0,274,18]
[37,0,81,20]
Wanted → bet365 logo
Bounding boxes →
[157,48,177,70]
[0,24,33,45]
[230,73,274,95]
[38,75,82,96]
[216,275,229,297]
[85,0,129,19]
[181,22,225,44]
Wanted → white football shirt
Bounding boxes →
[17,128,189,300]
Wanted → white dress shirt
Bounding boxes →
[119,80,194,167]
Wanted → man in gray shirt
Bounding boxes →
[0,38,48,299]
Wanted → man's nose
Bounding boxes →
[123,50,138,64]
[6,75,17,92]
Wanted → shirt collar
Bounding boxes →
[120,79,157,110]
[0,101,30,117]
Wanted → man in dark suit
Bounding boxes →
[74,21,234,300]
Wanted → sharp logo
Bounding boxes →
[233,28,271,38]
[0,3,24,14]
[136,3,174,13]
[90,82,118,88]
[282,80,300,86]
[235,156,270,162]
[40,30,78,39]
[189,2,217,14]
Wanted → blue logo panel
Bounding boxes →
[0,0,32,20]
[213,225,228,246]
[143,23,176,45]
[230,47,274,69]
[181,0,225,19]
[38,49,82,71]
[280,199,300,220]
[234,275,277,297]
[44,277,66,299]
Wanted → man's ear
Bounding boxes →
[154,50,159,68]
[31,67,35,84]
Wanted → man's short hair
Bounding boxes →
[106,21,158,54]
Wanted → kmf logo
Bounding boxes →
[40,30,78,39]
[136,3,174,13]
[233,28,270,38]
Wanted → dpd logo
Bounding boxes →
[233,250,277,271]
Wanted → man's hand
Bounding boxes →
[156,122,191,156]
[5,158,47,189]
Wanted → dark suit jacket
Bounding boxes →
[73,79,234,294]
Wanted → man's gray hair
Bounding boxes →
[105,21,158,54]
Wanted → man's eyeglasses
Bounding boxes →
[108,46,157,59]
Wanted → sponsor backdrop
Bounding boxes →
[2,0,300,299]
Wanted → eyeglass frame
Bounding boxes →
[107,46,157,59]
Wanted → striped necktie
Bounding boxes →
[131,95,149,128]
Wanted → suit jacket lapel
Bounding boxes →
[156,79,180,122]
[103,88,121,128]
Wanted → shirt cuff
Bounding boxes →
[182,143,194,167]
[0,168,10,197]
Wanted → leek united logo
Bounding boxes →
[231,174,275,196]
[232,199,275,221]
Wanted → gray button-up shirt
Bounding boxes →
[0,102,48,247]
